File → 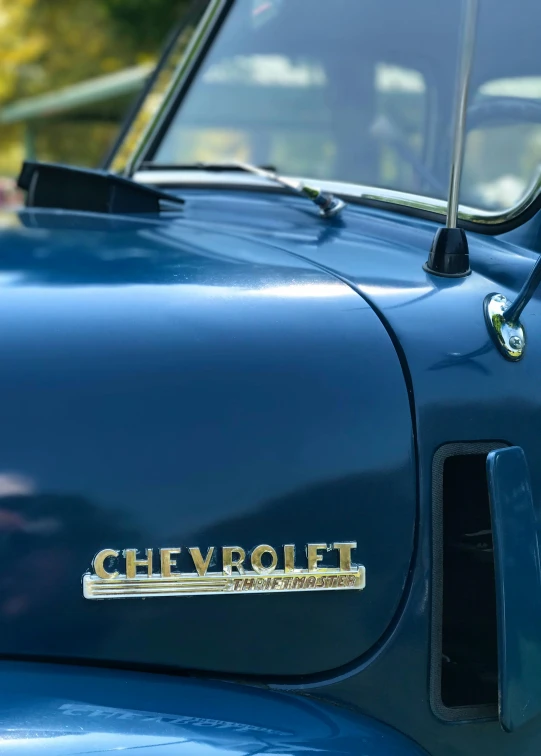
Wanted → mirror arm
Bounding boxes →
[502,255,541,325]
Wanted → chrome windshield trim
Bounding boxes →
[112,0,229,176]
[133,169,541,228]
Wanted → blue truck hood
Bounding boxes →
[0,205,415,679]
[3,192,540,692]
[0,661,426,755]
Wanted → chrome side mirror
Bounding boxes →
[484,255,541,361]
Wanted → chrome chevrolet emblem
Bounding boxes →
[83,543,365,599]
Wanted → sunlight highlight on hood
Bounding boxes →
[253,282,350,298]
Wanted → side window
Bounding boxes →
[462,77,541,210]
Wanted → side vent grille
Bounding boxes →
[431,442,505,721]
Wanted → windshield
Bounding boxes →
[137,0,541,215]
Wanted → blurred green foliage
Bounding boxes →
[102,0,189,55]
[0,0,191,175]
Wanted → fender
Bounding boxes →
[0,661,427,755]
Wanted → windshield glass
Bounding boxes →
[146,0,541,214]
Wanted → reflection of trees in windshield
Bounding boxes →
[130,0,541,214]
[153,0,462,197]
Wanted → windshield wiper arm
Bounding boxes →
[144,161,346,219]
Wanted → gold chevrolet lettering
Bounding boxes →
[251,544,277,574]
[307,543,327,571]
[124,548,153,578]
[283,544,296,572]
[333,542,356,571]
[160,548,181,578]
[83,541,365,599]
[222,546,246,576]
[93,549,119,579]
[189,546,215,576]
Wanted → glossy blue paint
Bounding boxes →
[487,446,541,733]
[2,187,541,755]
[149,188,541,756]
[0,661,428,755]
[0,206,415,676]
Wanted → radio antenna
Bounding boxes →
[424,0,478,277]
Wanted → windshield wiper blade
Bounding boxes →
[143,161,346,218]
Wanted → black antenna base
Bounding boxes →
[423,227,471,277]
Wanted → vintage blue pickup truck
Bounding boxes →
[2,0,541,753]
